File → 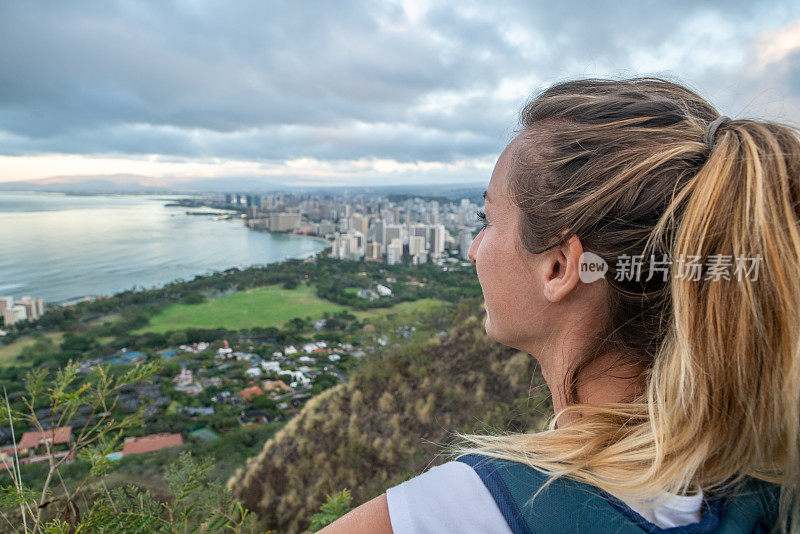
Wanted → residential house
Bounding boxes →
[239,385,264,401]
[245,366,263,378]
[122,433,184,456]
[262,379,292,394]
[260,361,281,373]
[173,368,203,395]
[278,370,311,388]
[173,368,194,388]
[18,426,73,457]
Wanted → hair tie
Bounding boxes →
[703,115,731,149]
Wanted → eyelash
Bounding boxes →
[476,209,488,230]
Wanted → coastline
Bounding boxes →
[50,245,329,307]
[0,192,332,305]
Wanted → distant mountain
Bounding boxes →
[229,299,551,534]
[0,173,486,199]
[0,174,286,194]
[0,174,171,193]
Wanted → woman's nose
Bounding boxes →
[468,231,481,265]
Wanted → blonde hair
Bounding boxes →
[455,76,800,532]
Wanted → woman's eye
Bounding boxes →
[476,209,488,230]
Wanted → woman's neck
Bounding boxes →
[541,350,645,428]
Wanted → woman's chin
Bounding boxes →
[483,314,500,342]
[484,315,524,350]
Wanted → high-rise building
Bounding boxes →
[459,230,474,260]
[365,242,381,261]
[373,220,386,246]
[2,305,26,326]
[0,297,13,316]
[350,213,369,238]
[424,224,446,258]
[317,220,336,236]
[386,238,403,265]
[409,235,426,256]
[385,224,404,247]
[260,195,277,211]
[268,212,302,232]
[332,232,364,261]
[18,296,44,321]
[409,224,428,239]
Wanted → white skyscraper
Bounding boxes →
[459,230,474,260]
[386,239,403,265]
[2,305,26,326]
[18,296,45,321]
[333,232,364,261]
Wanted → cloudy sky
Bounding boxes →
[1,0,800,187]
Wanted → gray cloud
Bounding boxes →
[1,0,799,175]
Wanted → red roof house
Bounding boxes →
[18,426,73,455]
[122,433,184,456]
[239,385,264,401]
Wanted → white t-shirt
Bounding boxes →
[386,461,704,534]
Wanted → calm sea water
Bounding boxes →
[0,191,328,303]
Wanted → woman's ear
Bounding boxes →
[542,234,583,303]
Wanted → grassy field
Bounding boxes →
[138,283,448,334]
[353,298,448,321]
[138,283,348,334]
[0,332,64,367]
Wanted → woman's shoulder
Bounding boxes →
[385,459,513,534]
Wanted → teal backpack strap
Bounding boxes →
[715,478,780,533]
[457,453,648,534]
[456,454,780,534]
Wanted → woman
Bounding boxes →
[320,76,800,533]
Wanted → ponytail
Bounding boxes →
[651,118,800,531]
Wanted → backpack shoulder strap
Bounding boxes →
[456,454,783,534]
[457,453,646,534]
[716,478,781,533]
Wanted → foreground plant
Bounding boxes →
[0,361,262,533]
[308,489,353,532]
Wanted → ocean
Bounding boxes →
[0,191,328,304]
